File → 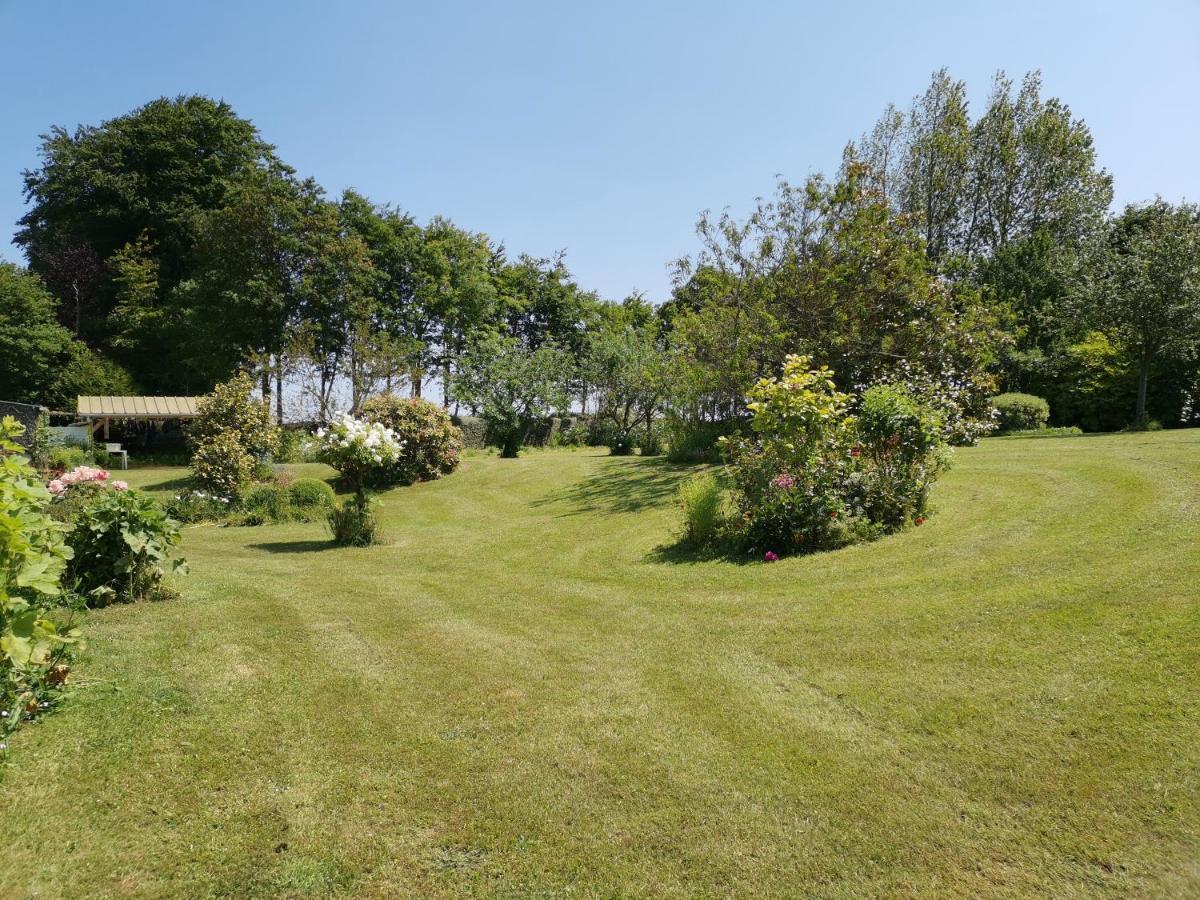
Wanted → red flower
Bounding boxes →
[850,446,861,458]
[914,516,925,526]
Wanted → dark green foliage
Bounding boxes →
[0,264,81,407]
[17,96,292,390]
[452,415,489,450]
[664,418,738,464]
[360,395,462,484]
[61,488,186,605]
[990,393,1051,433]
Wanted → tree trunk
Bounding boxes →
[411,374,422,398]
[275,361,284,425]
[1135,363,1150,426]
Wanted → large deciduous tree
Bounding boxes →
[1081,201,1200,425]
[16,95,296,391]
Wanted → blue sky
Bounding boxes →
[1,0,1197,302]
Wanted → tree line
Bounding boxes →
[1,72,1198,437]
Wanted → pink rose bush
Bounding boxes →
[48,465,126,496]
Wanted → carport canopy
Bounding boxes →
[77,395,203,437]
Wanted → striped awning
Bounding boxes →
[77,396,202,418]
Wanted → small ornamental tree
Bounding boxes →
[314,414,404,546]
[451,337,572,457]
[188,372,280,498]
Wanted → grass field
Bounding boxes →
[2,432,1198,897]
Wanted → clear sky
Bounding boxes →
[1,0,1197,302]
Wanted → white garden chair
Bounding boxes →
[104,442,129,470]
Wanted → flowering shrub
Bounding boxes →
[188,373,280,499]
[47,468,187,605]
[0,417,81,746]
[710,356,950,558]
[360,395,463,485]
[722,356,864,554]
[315,414,405,497]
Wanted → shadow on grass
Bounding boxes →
[644,540,758,567]
[533,456,698,516]
[248,540,337,554]
[133,475,192,494]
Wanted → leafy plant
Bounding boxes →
[60,486,187,605]
[678,472,725,547]
[327,496,381,547]
[289,478,335,513]
[711,357,950,557]
[990,392,1050,433]
[0,417,81,743]
[165,489,230,523]
[188,373,280,499]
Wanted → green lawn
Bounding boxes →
[2,433,1198,897]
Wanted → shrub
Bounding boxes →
[678,472,725,547]
[0,417,81,746]
[554,422,590,447]
[190,430,255,500]
[289,478,335,512]
[609,436,634,456]
[664,418,738,463]
[452,415,489,450]
[327,496,382,547]
[56,479,186,605]
[240,482,291,522]
[852,383,949,529]
[166,489,230,523]
[712,356,950,558]
[639,423,664,457]
[361,395,463,484]
[990,392,1050,433]
[48,445,88,471]
[276,428,309,463]
[188,373,280,499]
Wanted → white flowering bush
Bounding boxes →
[315,415,404,547]
[315,414,405,497]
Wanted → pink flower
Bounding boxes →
[763,551,780,562]
[48,479,64,495]
[95,469,110,481]
[111,480,129,491]
[770,472,796,491]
